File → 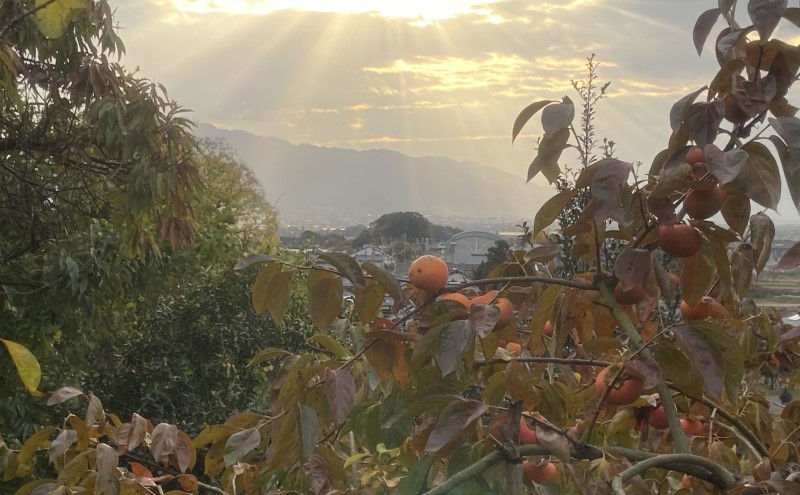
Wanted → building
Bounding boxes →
[440,230,503,268]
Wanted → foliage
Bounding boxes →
[1,0,202,424]
[351,211,461,247]
[9,2,800,495]
[471,239,510,280]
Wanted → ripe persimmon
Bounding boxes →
[680,418,708,436]
[505,342,522,356]
[519,418,538,444]
[686,147,705,165]
[470,290,498,306]
[439,292,470,308]
[613,282,647,306]
[495,297,514,329]
[408,255,449,293]
[523,460,558,485]
[647,405,669,430]
[723,93,749,124]
[595,366,644,406]
[680,298,711,320]
[658,223,702,258]
[684,185,724,220]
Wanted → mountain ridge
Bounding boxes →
[195,123,551,227]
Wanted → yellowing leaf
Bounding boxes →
[1,339,42,396]
[307,269,343,332]
[35,0,89,39]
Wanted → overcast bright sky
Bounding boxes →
[114,0,800,221]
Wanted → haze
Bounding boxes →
[115,0,800,222]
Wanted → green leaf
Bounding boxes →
[35,0,89,39]
[192,425,239,449]
[354,281,384,323]
[533,189,578,237]
[317,252,365,289]
[750,212,775,274]
[482,372,507,407]
[721,182,751,234]
[512,100,555,143]
[297,404,319,462]
[308,334,350,360]
[689,322,745,401]
[362,261,402,306]
[769,119,800,213]
[1,339,41,396]
[396,456,435,495]
[15,428,58,477]
[679,243,715,307]
[223,427,260,466]
[738,141,781,210]
[248,348,292,367]
[307,269,344,332]
[527,128,569,184]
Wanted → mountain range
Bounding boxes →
[195,123,551,227]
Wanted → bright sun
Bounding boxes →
[164,0,499,21]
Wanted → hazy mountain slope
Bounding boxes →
[195,123,551,225]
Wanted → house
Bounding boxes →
[439,230,503,268]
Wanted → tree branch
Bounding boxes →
[611,453,739,491]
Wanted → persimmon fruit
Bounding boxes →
[505,342,522,356]
[680,418,708,436]
[686,147,705,165]
[523,460,558,485]
[542,320,553,337]
[680,298,711,320]
[613,282,647,306]
[408,255,449,293]
[519,418,538,444]
[440,292,470,307]
[470,291,513,330]
[684,185,724,220]
[595,366,644,406]
[647,405,669,430]
[658,224,702,258]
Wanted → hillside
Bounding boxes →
[195,123,552,226]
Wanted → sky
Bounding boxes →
[113,0,800,222]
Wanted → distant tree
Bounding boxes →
[471,239,510,279]
[351,212,459,247]
[429,223,463,243]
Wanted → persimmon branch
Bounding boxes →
[610,453,738,493]
[597,280,689,454]
[668,383,771,461]
[474,357,611,368]
[446,276,594,292]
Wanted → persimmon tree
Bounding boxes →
[7,1,800,495]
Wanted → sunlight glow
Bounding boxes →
[159,0,501,21]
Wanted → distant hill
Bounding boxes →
[195,123,552,226]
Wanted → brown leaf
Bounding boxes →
[614,248,652,291]
[324,368,356,428]
[685,100,725,148]
[753,456,772,482]
[150,423,178,464]
[95,443,119,495]
[303,454,328,495]
[46,386,84,406]
[435,320,474,377]
[424,399,487,453]
[673,325,725,400]
[316,252,365,289]
[776,240,800,270]
[178,474,199,493]
[694,8,721,56]
[588,158,633,226]
[49,429,77,462]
